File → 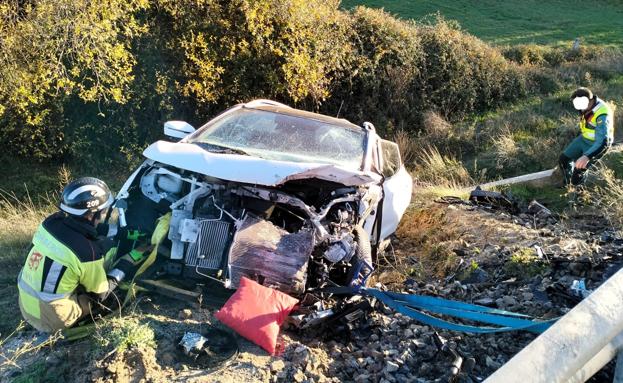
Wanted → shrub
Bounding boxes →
[94,316,156,354]
[526,68,563,95]
[417,19,527,122]
[159,0,352,108]
[327,6,424,133]
[0,1,558,169]
[503,45,606,67]
[502,44,547,66]
[564,46,601,62]
[0,0,149,160]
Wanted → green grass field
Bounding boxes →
[341,0,623,47]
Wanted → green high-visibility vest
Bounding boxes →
[580,98,614,141]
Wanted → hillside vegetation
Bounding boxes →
[0,2,574,166]
[2,1,622,197]
[341,0,623,47]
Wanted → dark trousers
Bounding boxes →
[559,136,609,186]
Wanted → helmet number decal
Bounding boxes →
[87,200,100,208]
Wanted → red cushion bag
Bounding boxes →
[215,277,299,354]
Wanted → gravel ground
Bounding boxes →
[3,198,622,382]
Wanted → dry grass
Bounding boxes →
[491,126,521,170]
[0,322,62,370]
[421,110,454,148]
[386,205,466,281]
[0,187,58,337]
[0,164,68,248]
[413,146,473,187]
[0,192,54,243]
[591,165,623,229]
[393,129,418,169]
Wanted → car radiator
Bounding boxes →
[185,220,232,270]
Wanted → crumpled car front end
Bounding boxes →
[110,156,381,294]
[108,100,410,295]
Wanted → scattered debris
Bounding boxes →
[174,327,239,372]
[528,200,553,219]
[433,332,463,381]
[6,188,623,382]
[469,186,518,213]
[179,332,208,356]
[178,309,193,320]
[570,279,593,299]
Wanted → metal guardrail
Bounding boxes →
[485,267,623,383]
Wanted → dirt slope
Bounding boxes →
[2,196,622,382]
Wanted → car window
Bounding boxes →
[379,139,402,177]
[189,108,366,169]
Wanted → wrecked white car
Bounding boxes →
[109,100,412,294]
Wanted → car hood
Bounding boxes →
[143,141,381,187]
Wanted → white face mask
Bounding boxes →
[572,96,590,111]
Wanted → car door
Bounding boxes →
[378,139,412,241]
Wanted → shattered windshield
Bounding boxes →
[188,108,366,169]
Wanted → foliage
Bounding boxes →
[327,6,424,132]
[1,0,621,185]
[0,1,533,165]
[0,0,149,160]
[504,248,548,278]
[94,316,156,354]
[416,18,527,121]
[328,10,526,134]
[502,45,603,67]
[158,0,351,107]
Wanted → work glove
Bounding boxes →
[97,278,119,302]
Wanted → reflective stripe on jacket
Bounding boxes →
[580,98,614,141]
[18,213,112,320]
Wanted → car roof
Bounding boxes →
[243,102,364,132]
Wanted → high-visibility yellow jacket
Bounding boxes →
[18,212,114,322]
[580,97,614,158]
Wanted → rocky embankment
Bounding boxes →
[4,198,622,383]
[267,200,623,383]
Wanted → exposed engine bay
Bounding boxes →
[109,161,381,294]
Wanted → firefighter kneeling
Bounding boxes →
[17,177,147,332]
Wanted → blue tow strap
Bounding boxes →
[327,287,558,334]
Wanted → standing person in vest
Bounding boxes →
[17,177,144,332]
[559,87,615,186]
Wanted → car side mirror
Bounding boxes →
[164,121,195,140]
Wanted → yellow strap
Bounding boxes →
[124,212,171,305]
